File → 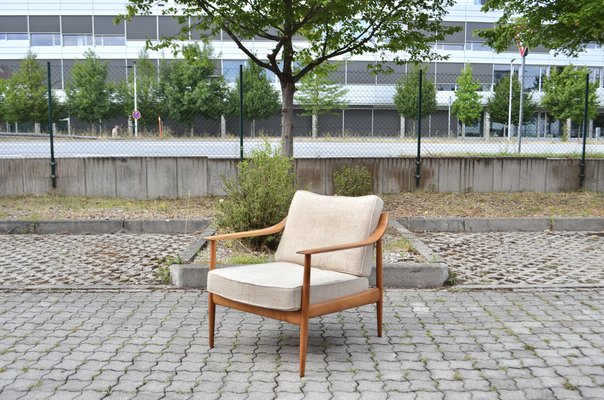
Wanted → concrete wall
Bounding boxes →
[1,157,602,198]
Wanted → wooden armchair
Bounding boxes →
[205,190,388,377]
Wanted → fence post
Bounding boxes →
[47,62,56,189]
[415,69,422,189]
[579,73,589,189]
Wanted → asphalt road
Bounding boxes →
[1,138,603,158]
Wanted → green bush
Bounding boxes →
[216,141,296,250]
[333,165,372,196]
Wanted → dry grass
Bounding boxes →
[0,191,603,221]
[383,191,604,218]
[0,193,217,221]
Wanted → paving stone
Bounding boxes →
[417,231,604,285]
[0,288,602,399]
[0,234,194,286]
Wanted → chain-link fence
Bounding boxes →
[0,61,603,159]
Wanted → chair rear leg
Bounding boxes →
[377,299,383,337]
[209,293,216,348]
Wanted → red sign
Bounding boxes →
[515,34,528,57]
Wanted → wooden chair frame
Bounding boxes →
[205,213,389,377]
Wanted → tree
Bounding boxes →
[541,65,599,137]
[480,0,604,56]
[124,0,458,156]
[227,61,281,137]
[486,74,537,137]
[115,51,163,131]
[295,63,348,138]
[65,50,115,135]
[393,66,436,136]
[160,43,229,135]
[451,65,482,138]
[2,52,52,129]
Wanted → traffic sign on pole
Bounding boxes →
[132,110,141,120]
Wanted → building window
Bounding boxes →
[31,33,61,46]
[465,42,492,51]
[436,43,464,51]
[63,34,93,46]
[1,33,28,41]
[222,60,247,82]
[94,35,126,46]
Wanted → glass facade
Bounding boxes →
[31,33,61,46]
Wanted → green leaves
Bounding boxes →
[159,43,229,128]
[217,141,296,250]
[486,74,536,126]
[542,65,599,124]
[480,0,604,56]
[451,65,482,126]
[393,66,437,121]
[65,50,114,128]
[227,61,281,121]
[2,52,49,125]
[295,64,348,116]
[114,52,163,129]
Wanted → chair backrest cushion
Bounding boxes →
[274,190,383,277]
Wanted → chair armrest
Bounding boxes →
[204,218,287,241]
[296,213,389,255]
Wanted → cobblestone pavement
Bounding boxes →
[0,289,602,400]
[0,234,194,286]
[417,231,604,286]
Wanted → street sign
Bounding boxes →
[132,110,141,120]
[515,33,528,57]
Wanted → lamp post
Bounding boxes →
[517,48,527,153]
[507,58,515,140]
[133,61,138,138]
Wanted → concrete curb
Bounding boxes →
[0,219,211,234]
[170,221,449,289]
[398,217,604,232]
[179,227,215,263]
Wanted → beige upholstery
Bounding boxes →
[207,262,369,311]
[275,191,383,277]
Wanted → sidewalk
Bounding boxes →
[0,221,603,399]
[0,289,602,399]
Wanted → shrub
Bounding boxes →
[333,165,372,196]
[216,141,296,250]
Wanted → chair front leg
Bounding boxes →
[209,293,216,348]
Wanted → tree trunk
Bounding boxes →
[280,79,295,157]
[251,119,256,138]
[462,123,466,138]
[220,115,226,138]
[311,112,318,139]
[399,115,405,138]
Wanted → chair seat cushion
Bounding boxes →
[207,262,369,311]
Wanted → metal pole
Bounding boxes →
[517,54,526,153]
[579,73,589,189]
[47,62,56,189]
[507,59,515,140]
[133,61,138,138]
[447,96,451,138]
[415,69,422,189]
[239,64,244,160]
